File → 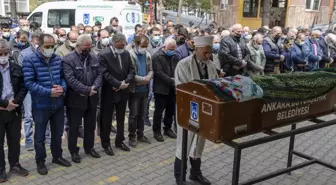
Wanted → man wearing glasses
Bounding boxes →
[22,34,71,175]
[62,34,102,163]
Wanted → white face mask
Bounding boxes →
[2,32,10,38]
[115,48,124,54]
[22,26,29,32]
[79,30,84,34]
[101,38,110,46]
[59,37,66,43]
[42,48,54,58]
[69,42,77,48]
[138,47,147,55]
[34,44,39,49]
[0,56,9,65]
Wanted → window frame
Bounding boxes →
[47,9,76,28]
[220,0,229,10]
[243,0,259,18]
[306,0,321,11]
[28,12,43,26]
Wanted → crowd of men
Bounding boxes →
[0,16,335,185]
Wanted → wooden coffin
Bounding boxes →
[176,81,336,143]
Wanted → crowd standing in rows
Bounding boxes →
[0,16,335,185]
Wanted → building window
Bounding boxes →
[306,0,320,10]
[48,9,75,28]
[221,0,228,9]
[243,0,258,17]
[272,0,286,8]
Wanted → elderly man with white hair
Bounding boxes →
[174,36,216,185]
[62,34,102,163]
[152,38,179,142]
[219,23,250,76]
[99,33,135,154]
[246,34,266,76]
[220,30,230,38]
[305,29,323,71]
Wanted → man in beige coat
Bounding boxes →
[174,36,217,185]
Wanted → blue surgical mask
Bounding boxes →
[166,50,175,56]
[213,43,220,51]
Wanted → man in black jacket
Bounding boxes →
[152,38,178,142]
[62,34,102,163]
[219,24,249,76]
[99,33,135,154]
[0,39,29,182]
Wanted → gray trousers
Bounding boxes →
[128,92,148,139]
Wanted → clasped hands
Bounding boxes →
[112,81,129,91]
[0,98,19,111]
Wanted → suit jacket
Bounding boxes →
[0,60,27,113]
[99,47,135,103]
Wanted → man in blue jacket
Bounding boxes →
[22,34,71,175]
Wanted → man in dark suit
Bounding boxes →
[62,34,102,163]
[99,33,135,154]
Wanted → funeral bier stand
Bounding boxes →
[176,81,336,185]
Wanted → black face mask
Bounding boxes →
[176,37,186,45]
[235,33,241,39]
[80,49,91,59]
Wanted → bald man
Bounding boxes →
[219,24,250,76]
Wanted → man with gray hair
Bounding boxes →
[152,38,179,142]
[62,34,102,163]
[0,38,29,182]
[305,29,323,71]
[99,33,135,154]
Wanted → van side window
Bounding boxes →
[48,9,75,28]
[28,12,42,26]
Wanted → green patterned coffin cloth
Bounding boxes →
[251,69,336,101]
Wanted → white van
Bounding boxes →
[27,1,142,38]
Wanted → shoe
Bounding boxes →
[137,136,151,144]
[52,157,72,167]
[189,175,211,185]
[86,148,101,158]
[154,132,164,142]
[111,126,117,133]
[164,129,177,138]
[37,162,48,175]
[145,119,152,126]
[10,163,29,177]
[129,138,137,148]
[116,142,130,151]
[104,146,114,156]
[0,168,7,183]
[71,153,81,163]
[25,143,34,151]
[175,180,188,185]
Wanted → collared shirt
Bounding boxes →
[236,43,243,60]
[110,46,122,69]
[0,63,14,100]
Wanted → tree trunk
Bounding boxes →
[176,0,183,24]
[262,0,272,27]
[10,0,17,18]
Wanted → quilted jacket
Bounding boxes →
[22,50,67,110]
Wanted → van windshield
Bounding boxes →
[48,9,75,28]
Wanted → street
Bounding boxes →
[2,103,336,185]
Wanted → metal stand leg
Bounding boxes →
[180,128,188,185]
[287,124,296,173]
[232,148,242,185]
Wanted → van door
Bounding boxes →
[48,9,76,32]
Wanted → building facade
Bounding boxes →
[213,0,332,29]
[0,0,30,16]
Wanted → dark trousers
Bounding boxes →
[153,92,176,133]
[100,99,127,148]
[67,106,96,154]
[33,107,64,163]
[174,157,202,180]
[0,111,21,168]
[128,92,147,139]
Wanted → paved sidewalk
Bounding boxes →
[3,108,336,185]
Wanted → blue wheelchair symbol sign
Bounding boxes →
[190,102,199,121]
[83,14,90,25]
